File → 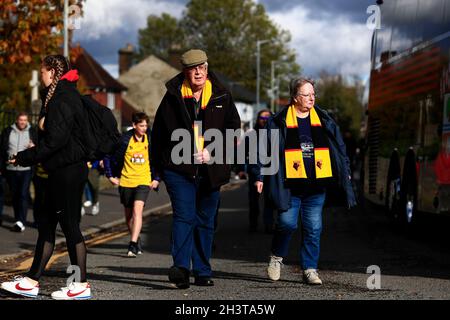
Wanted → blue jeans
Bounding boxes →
[163,169,220,278]
[271,192,326,269]
[5,170,32,224]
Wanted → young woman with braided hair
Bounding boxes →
[1,54,92,299]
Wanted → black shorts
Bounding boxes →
[119,185,150,208]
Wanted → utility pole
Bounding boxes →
[270,61,288,112]
[63,0,69,58]
[256,40,270,111]
[275,77,281,111]
[270,61,276,112]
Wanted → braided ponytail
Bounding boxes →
[42,55,70,110]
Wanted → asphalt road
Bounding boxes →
[1,182,450,300]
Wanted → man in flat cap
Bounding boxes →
[151,49,241,289]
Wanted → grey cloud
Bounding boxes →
[261,0,377,23]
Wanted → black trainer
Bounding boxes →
[127,241,138,257]
[168,266,190,289]
[194,277,214,287]
[137,237,143,255]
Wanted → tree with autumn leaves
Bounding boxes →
[138,0,301,104]
[0,0,83,111]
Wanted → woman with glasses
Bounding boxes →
[253,78,356,285]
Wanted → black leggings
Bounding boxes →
[27,162,88,282]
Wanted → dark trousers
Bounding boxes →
[27,162,88,281]
[164,169,220,278]
[0,174,4,219]
[6,170,32,224]
[86,169,100,203]
[32,175,48,227]
[248,182,274,229]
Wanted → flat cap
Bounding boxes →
[180,49,208,68]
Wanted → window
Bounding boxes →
[444,0,450,27]
[375,1,396,65]
[417,0,446,41]
[390,0,419,54]
[107,92,115,110]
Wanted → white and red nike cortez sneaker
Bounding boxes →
[1,276,39,298]
[51,282,92,300]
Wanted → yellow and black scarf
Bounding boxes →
[181,78,212,111]
[181,79,212,152]
[284,105,333,181]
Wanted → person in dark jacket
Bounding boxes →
[252,77,356,286]
[104,112,160,257]
[238,109,275,233]
[151,49,241,289]
[0,112,37,231]
[1,55,92,300]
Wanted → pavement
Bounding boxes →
[1,177,450,300]
[0,177,171,262]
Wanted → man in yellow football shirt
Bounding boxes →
[104,112,160,257]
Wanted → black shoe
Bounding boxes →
[194,277,214,287]
[137,237,143,255]
[127,242,138,257]
[0,218,2,227]
[168,266,190,289]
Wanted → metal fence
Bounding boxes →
[0,107,40,132]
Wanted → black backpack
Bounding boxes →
[80,95,121,161]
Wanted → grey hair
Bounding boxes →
[289,77,315,103]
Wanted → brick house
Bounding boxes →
[70,45,129,129]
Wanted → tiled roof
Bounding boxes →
[71,46,127,92]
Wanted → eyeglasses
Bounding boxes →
[186,64,207,73]
[258,116,270,120]
[297,93,316,98]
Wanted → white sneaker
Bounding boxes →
[51,282,92,300]
[267,255,283,281]
[90,202,99,216]
[1,276,39,298]
[303,269,323,285]
[81,207,85,216]
[83,200,92,207]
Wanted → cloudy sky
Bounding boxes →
[72,0,375,80]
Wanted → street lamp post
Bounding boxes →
[270,60,276,111]
[270,61,289,112]
[275,77,281,111]
[256,39,270,111]
[63,0,69,58]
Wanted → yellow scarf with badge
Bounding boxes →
[181,78,212,110]
[284,105,333,180]
[181,78,212,152]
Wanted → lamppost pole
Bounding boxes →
[63,0,69,58]
[270,60,276,112]
[271,61,288,112]
[256,39,270,111]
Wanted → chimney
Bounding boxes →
[167,44,183,71]
[118,43,134,75]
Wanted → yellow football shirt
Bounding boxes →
[119,134,152,188]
